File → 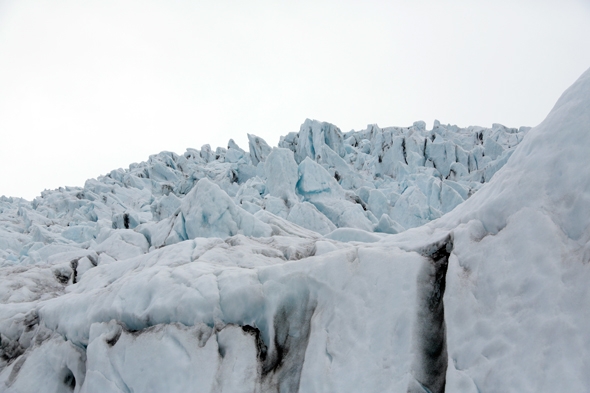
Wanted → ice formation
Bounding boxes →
[1,67,589,392]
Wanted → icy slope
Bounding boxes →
[385,66,590,392]
[439,66,590,392]
[0,67,588,393]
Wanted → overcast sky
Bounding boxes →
[1,0,590,200]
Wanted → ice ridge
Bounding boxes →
[1,119,527,265]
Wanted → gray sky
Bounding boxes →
[1,0,590,200]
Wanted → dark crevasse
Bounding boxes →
[409,234,453,393]
[259,289,317,393]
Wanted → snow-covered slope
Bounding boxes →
[1,67,589,393]
[377,66,590,392]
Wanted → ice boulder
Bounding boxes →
[225,139,248,164]
[296,157,343,197]
[248,134,272,166]
[374,214,405,234]
[61,223,99,243]
[286,202,336,235]
[391,186,433,229]
[111,211,140,229]
[264,148,299,206]
[280,119,346,164]
[94,228,149,260]
[179,178,273,239]
[150,194,182,221]
[296,158,374,231]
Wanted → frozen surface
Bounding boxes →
[1,67,589,392]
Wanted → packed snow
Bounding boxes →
[1,67,589,392]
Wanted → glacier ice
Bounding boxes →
[0,113,528,266]
[1,67,590,392]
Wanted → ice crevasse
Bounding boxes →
[0,67,589,392]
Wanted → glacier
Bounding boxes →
[0,66,589,392]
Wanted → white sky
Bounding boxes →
[1,0,590,200]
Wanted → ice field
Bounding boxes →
[1,67,589,392]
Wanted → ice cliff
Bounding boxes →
[0,67,589,392]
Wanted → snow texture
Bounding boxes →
[1,67,590,392]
